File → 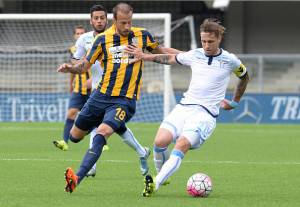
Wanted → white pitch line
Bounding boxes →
[184,160,300,165]
[0,126,155,132]
[0,158,131,163]
[1,158,300,165]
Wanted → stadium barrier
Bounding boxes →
[1,92,299,123]
[219,93,300,124]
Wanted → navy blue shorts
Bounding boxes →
[74,90,136,132]
[68,92,90,110]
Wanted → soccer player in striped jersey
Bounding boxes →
[55,4,152,179]
[53,25,86,151]
[58,2,181,193]
[125,18,249,197]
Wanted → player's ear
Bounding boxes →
[218,36,222,44]
[218,33,223,43]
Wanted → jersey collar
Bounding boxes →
[204,48,223,57]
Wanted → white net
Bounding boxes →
[0,14,173,122]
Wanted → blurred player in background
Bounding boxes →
[53,25,86,152]
[69,25,86,93]
[125,18,249,197]
[57,2,181,193]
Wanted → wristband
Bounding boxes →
[228,100,239,108]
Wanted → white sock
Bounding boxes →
[90,128,97,170]
[153,145,170,173]
[155,149,184,190]
[120,128,146,157]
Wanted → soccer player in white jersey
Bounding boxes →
[125,18,249,197]
[55,4,152,178]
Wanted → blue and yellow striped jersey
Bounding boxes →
[86,24,159,100]
[69,45,91,95]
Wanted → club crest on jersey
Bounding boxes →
[218,59,230,68]
[219,60,225,68]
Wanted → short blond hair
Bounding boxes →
[112,2,133,20]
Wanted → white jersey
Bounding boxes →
[73,31,103,90]
[175,48,247,116]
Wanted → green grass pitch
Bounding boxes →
[0,122,299,207]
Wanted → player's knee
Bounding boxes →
[67,108,79,119]
[175,137,191,153]
[69,126,85,143]
[69,134,81,143]
[96,124,114,138]
[154,129,173,148]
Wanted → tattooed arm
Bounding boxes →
[125,45,178,65]
[221,72,249,110]
[232,72,249,102]
[57,58,91,74]
[151,54,177,65]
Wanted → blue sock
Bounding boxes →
[76,134,106,183]
[63,118,74,143]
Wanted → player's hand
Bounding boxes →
[57,63,72,73]
[220,99,237,110]
[84,78,92,89]
[125,45,143,61]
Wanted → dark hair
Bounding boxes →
[73,25,85,34]
[90,4,107,17]
[200,18,226,38]
[112,2,133,20]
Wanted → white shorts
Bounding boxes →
[160,104,216,149]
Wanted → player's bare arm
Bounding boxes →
[57,58,91,74]
[232,72,249,102]
[69,73,75,93]
[68,59,79,92]
[152,54,176,65]
[125,45,177,65]
[221,73,249,110]
[84,78,92,89]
